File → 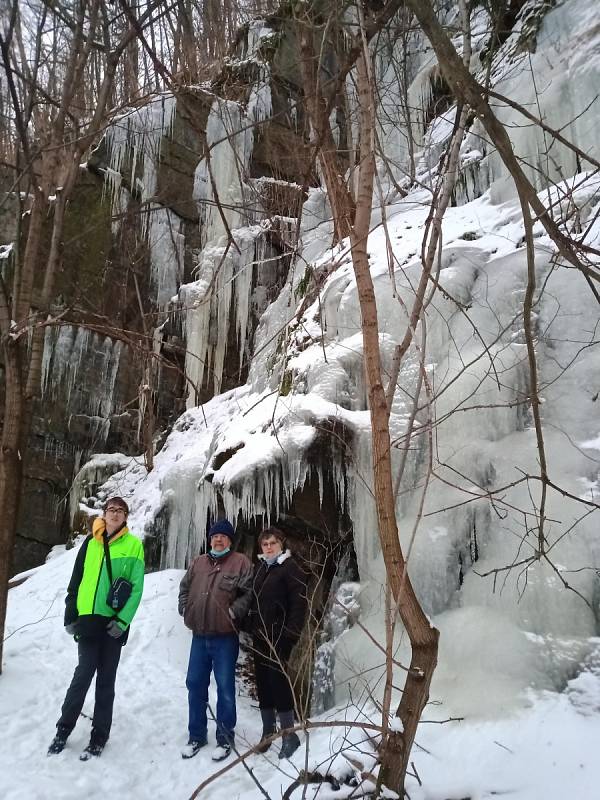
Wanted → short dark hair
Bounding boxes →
[258,527,285,546]
[104,496,129,514]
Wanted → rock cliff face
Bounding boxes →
[4,11,333,573]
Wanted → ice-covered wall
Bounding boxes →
[147,205,185,307]
[77,0,600,719]
[376,0,600,203]
[182,226,262,402]
[181,27,282,404]
[69,452,139,527]
[100,94,190,310]
[484,0,600,199]
[103,94,177,229]
[104,168,600,717]
[330,177,600,715]
[41,326,123,447]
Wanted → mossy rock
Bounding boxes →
[56,170,112,305]
[280,368,293,396]
[295,266,313,300]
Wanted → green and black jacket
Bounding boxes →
[64,517,144,639]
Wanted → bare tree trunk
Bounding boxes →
[124,29,140,100]
[141,380,155,472]
[0,445,22,673]
[12,189,46,325]
[294,5,441,792]
[297,17,354,242]
[24,155,82,406]
[179,0,198,81]
[0,283,24,672]
[349,48,439,797]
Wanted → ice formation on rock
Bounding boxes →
[82,0,600,718]
[103,94,177,226]
[148,205,185,308]
[182,226,260,402]
[101,94,185,308]
[183,39,274,403]
[69,452,139,525]
[41,326,123,447]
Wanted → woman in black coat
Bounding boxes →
[248,527,307,759]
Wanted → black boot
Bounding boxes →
[278,732,300,759]
[257,708,276,753]
[80,732,106,761]
[277,710,300,759]
[47,725,70,756]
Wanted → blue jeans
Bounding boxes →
[186,634,239,745]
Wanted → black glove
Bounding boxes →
[106,620,125,639]
[65,622,77,636]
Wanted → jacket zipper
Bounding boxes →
[89,530,125,615]
[199,562,219,631]
[91,540,108,614]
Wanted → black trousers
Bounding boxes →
[57,632,123,743]
[253,641,294,713]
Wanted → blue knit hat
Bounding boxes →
[208,519,235,541]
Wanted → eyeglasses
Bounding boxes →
[106,507,126,514]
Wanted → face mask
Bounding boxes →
[210,547,231,558]
[264,554,279,566]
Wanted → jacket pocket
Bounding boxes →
[220,574,238,592]
[183,599,196,631]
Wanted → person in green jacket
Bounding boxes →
[47,496,144,760]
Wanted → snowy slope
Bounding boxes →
[3,546,600,799]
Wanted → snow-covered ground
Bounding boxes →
[3,546,600,800]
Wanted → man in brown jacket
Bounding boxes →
[178,519,252,761]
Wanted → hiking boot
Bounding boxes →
[79,738,105,761]
[278,732,300,759]
[257,708,276,753]
[181,738,207,759]
[211,743,231,761]
[47,727,69,756]
[256,729,276,753]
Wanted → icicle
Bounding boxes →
[247,65,272,126]
[41,325,122,448]
[244,20,274,59]
[41,327,55,398]
[147,205,185,307]
[111,187,130,235]
[183,226,265,406]
[348,430,378,573]
[103,93,177,225]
